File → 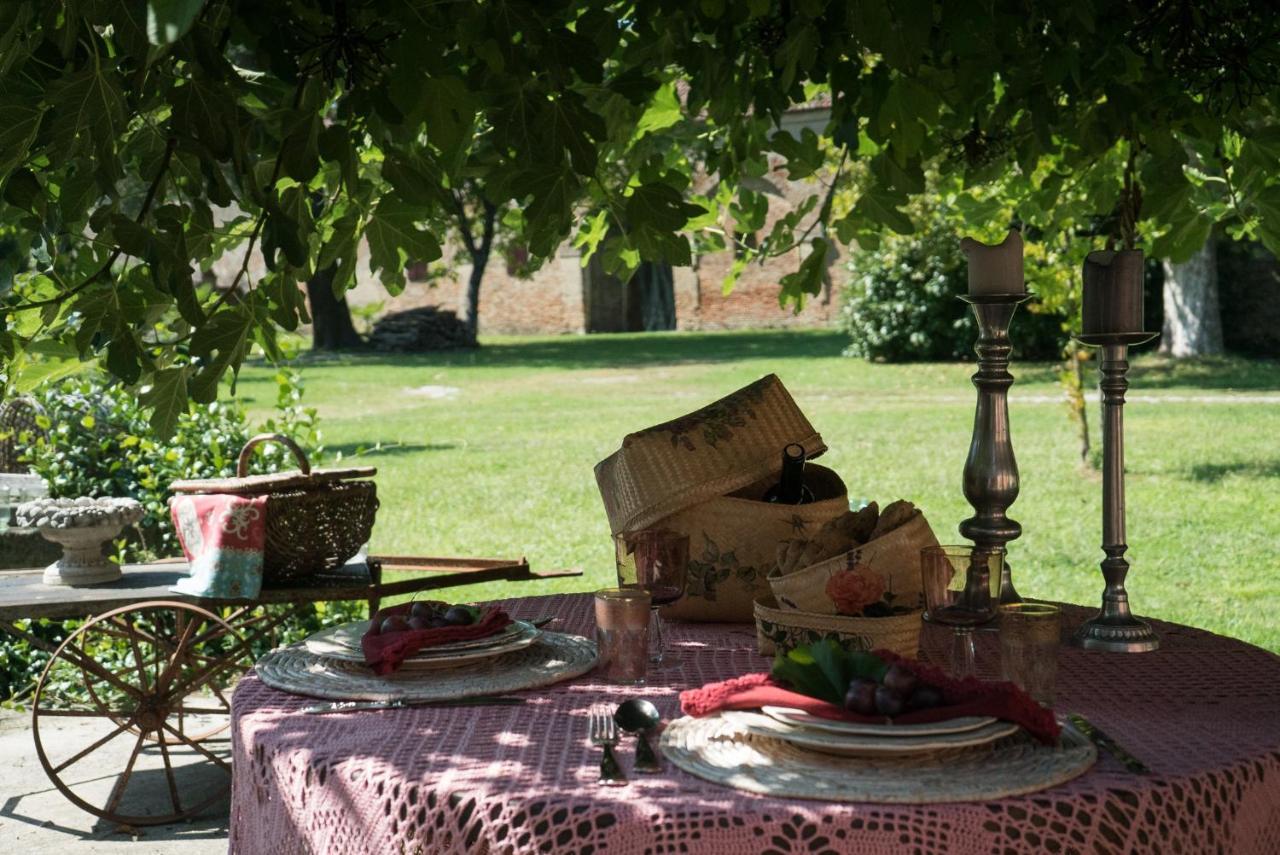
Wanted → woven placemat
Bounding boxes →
[660,711,1096,804]
[254,632,597,702]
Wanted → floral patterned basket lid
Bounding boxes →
[594,374,825,535]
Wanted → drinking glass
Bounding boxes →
[999,603,1061,705]
[593,588,651,685]
[921,545,1004,677]
[614,529,689,665]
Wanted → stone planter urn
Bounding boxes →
[14,497,145,586]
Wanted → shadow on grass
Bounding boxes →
[327,441,455,459]
[1130,355,1280,391]
[1186,459,1280,483]
[280,329,851,372]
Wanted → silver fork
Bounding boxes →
[588,705,628,786]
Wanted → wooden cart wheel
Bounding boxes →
[32,601,248,826]
[78,608,250,744]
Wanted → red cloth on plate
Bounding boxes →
[361,603,513,675]
[679,649,1061,744]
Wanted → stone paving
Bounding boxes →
[0,709,229,853]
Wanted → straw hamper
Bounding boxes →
[170,433,378,582]
[595,375,848,622]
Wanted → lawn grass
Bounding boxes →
[236,330,1280,652]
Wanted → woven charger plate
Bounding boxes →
[660,711,1096,804]
[255,632,597,702]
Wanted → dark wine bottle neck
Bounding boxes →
[767,444,812,504]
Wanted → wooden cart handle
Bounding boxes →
[238,433,311,478]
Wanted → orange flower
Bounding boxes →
[825,566,887,616]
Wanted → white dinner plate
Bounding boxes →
[304,619,540,668]
[761,706,997,738]
[743,713,1020,758]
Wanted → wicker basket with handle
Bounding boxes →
[170,433,379,583]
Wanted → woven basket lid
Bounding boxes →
[594,374,825,535]
[170,432,375,496]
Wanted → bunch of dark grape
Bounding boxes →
[371,602,474,635]
[843,664,944,717]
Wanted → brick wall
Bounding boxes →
[366,157,847,335]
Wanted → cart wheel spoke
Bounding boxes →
[36,707,131,718]
[32,600,244,825]
[51,719,135,775]
[161,721,232,774]
[102,730,148,818]
[155,611,201,693]
[157,739,184,814]
[60,642,147,701]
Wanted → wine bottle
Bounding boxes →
[763,443,815,505]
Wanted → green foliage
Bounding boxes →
[841,200,1067,362]
[24,369,320,561]
[771,640,888,704]
[1,366,335,707]
[1,0,1279,420]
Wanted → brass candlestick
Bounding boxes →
[1072,332,1160,653]
[958,293,1030,605]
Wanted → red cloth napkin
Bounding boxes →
[361,603,513,675]
[680,649,1061,744]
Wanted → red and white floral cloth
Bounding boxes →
[169,494,268,599]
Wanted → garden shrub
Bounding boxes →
[1,370,363,707]
[25,370,321,561]
[841,219,1068,362]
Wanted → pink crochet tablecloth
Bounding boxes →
[230,594,1280,855]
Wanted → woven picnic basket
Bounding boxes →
[0,396,47,473]
[595,375,847,622]
[170,433,378,583]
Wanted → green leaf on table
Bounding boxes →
[770,640,887,704]
[146,0,205,45]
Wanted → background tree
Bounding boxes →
[2,1,1279,435]
[1161,239,1225,357]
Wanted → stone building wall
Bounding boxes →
[361,106,846,335]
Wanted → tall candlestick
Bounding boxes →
[961,229,1026,296]
[1081,249,1145,335]
[958,293,1029,605]
[1071,333,1160,653]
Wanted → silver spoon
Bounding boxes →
[614,699,662,773]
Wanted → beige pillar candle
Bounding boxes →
[960,229,1025,296]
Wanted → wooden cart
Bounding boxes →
[0,555,579,827]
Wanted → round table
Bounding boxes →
[230,594,1280,854]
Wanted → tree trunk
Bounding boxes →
[307,265,363,351]
[633,261,676,331]
[461,200,497,340]
[464,251,487,340]
[1160,239,1224,357]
